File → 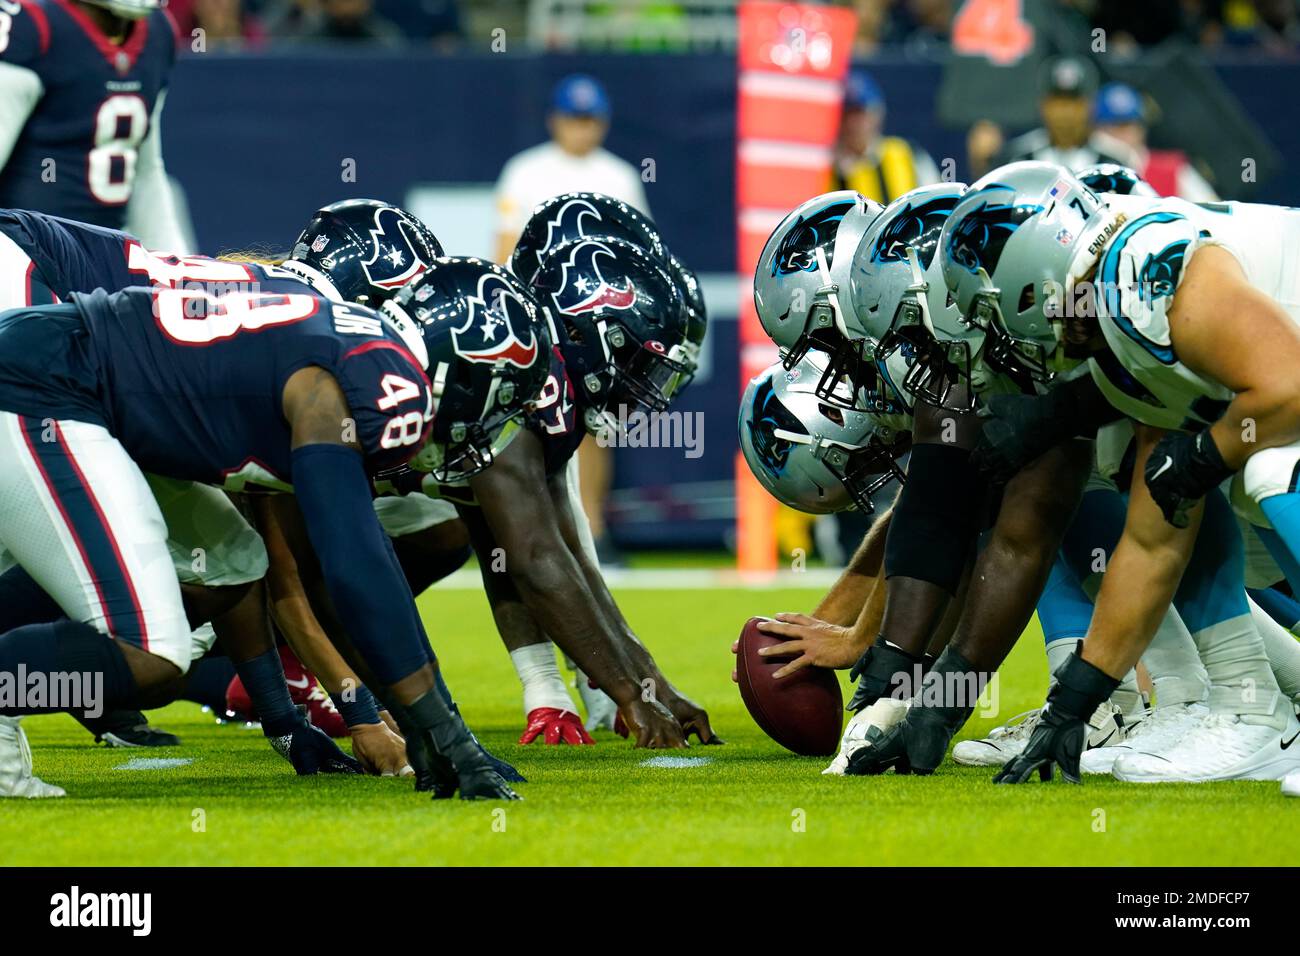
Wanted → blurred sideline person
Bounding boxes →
[1091,82,1218,201]
[995,56,1130,171]
[0,0,189,252]
[495,73,649,563]
[832,69,940,201]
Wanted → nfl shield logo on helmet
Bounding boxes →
[550,239,637,316]
[453,272,540,369]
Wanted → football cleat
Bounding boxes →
[0,717,65,799]
[823,696,909,775]
[954,700,1133,768]
[1079,702,1207,775]
[576,674,621,733]
[1112,712,1300,783]
[303,683,349,739]
[519,708,595,745]
[88,711,180,748]
[844,705,960,776]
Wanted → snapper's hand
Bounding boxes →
[350,721,413,777]
[756,613,863,678]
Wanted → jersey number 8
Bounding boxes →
[89,94,150,206]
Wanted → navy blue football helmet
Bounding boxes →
[384,258,551,483]
[529,237,689,435]
[510,193,666,285]
[289,199,444,309]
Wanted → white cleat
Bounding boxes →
[0,716,66,799]
[952,700,1132,768]
[1113,712,1300,783]
[823,697,910,775]
[953,709,1042,767]
[1080,702,1208,775]
[1283,773,1300,797]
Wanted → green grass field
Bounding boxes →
[2,581,1296,867]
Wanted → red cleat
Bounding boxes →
[225,646,348,737]
[519,708,595,745]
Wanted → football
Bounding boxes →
[734,616,844,756]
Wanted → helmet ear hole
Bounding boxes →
[818,403,844,426]
[1018,283,1036,314]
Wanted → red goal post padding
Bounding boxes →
[735,1,857,571]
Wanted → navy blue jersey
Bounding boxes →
[527,345,585,478]
[0,285,434,488]
[0,206,136,299]
[0,2,175,227]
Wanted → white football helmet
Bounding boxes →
[738,353,907,515]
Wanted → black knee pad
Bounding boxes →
[885,442,987,593]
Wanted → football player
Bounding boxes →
[0,0,187,251]
[932,162,1300,785]
[0,203,437,792]
[0,255,538,799]
[372,243,718,748]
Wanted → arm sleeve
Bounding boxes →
[291,443,431,686]
[125,91,192,253]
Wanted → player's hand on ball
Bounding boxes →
[620,698,688,749]
[993,706,1087,785]
[349,721,414,777]
[519,707,595,745]
[756,613,863,678]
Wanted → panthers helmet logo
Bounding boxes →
[454,273,540,369]
[770,200,855,277]
[361,207,431,290]
[549,240,637,316]
[747,377,807,479]
[870,194,962,269]
[946,187,1044,276]
[1136,240,1188,303]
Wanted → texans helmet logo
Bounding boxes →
[770,200,854,277]
[550,240,637,315]
[946,186,1044,276]
[536,198,604,270]
[454,273,540,368]
[870,194,961,269]
[361,206,430,290]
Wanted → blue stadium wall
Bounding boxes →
[164,51,1300,549]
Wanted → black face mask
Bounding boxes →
[821,432,910,513]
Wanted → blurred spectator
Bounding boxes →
[1091,82,1218,200]
[1091,0,1188,53]
[832,70,940,203]
[494,74,649,562]
[966,119,1004,181]
[997,56,1130,170]
[269,0,404,44]
[187,0,268,48]
[375,0,463,45]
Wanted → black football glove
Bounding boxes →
[846,637,921,713]
[268,722,363,776]
[1143,429,1234,528]
[994,651,1120,785]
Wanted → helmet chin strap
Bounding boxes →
[813,246,848,337]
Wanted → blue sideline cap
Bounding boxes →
[551,74,611,119]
